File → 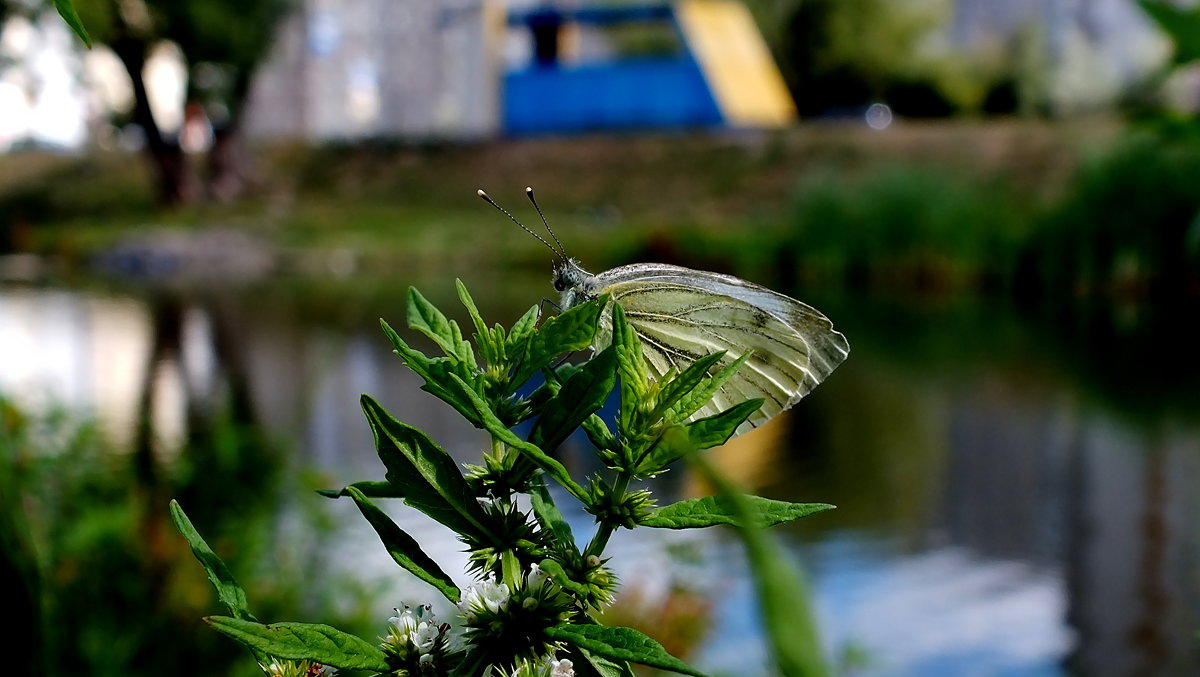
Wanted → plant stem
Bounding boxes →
[583,473,630,559]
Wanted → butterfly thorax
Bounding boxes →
[553,258,601,310]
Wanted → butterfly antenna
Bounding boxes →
[477,189,564,261]
[525,186,568,260]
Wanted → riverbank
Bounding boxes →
[8,118,1197,301]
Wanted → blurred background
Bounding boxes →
[3,0,1200,675]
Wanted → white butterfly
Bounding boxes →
[481,188,850,436]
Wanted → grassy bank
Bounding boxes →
[8,119,1197,300]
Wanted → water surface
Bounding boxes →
[3,275,1198,677]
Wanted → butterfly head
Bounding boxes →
[553,258,597,310]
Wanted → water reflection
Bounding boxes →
[2,279,1199,676]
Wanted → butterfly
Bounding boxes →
[480,188,849,436]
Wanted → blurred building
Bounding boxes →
[242,0,797,140]
[949,0,1169,113]
[243,0,502,140]
[241,0,1175,141]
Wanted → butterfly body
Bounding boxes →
[554,257,849,435]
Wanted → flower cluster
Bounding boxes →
[259,659,336,677]
[381,604,454,674]
[483,655,574,677]
[456,575,511,623]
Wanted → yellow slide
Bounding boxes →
[675,0,797,127]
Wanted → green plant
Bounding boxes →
[171,281,835,677]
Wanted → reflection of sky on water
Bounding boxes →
[810,536,1069,677]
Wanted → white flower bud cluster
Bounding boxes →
[385,604,449,666]
[259,659,337,677]
[457,574,511,622]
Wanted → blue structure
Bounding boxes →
[503,3,723,134]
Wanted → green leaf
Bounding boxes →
[510,296,606,391]
[668,352,751,422]
[651,351,726,424]
[53,0,92,47]
[506,304,541,358]
[611,304,647,434]
[575,647,637,677]
[380,319,480,425]
[445,374,587,500]
[683,399,763,451]
[361,394,490,540]
[529,478,577,551]
[544,624,706,677]
[346,487,461,602]
[531,345,618,452]
[641,496,835,529]
[1139,0,1200,65]
[169,500,255,622]
[407,287,477,367]
[639,399,764,474]
[316,480,404,499]
[538,559,596,600]
[205,617,390,672]
[457,279,501,365]
[582,414,616,452]
[689,455,828,677]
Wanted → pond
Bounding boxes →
[3,271,1199,677]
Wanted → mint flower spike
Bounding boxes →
[457,574,511,622]
[483,655,575,677]
[382,603,454,669]
[259,659,337,677]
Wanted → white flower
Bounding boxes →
[259,659,337,677]
[384,603,448,662]
[458,574,510,622]
[526,563,549,590]
[511,656,574,677]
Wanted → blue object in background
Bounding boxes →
[504,58,723,134]
[503,2,725,135]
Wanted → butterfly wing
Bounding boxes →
[595,264,849,435]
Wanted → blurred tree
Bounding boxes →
[742,0,1011,117]
[11,0,292,205]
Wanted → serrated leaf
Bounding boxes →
[53,0,91,47]
[651,351,726,424]
[381,319,481,425]
[544,624,707,677]
[639,399,764,474]
[683,399,763,451]
[361,395,490,540]
[169,500,255,622]
[611,304,648,435]
[641,496,834,529]
[457,279,500,365]
[316,480,405,499]
[575,647,637,677]
[531,345,618,452]
[205,617,390,672]
[510,297,606,391]
[668,352,751,422]
[347,487,460,602]
[506,304,540,357]
[582,414,616,452]
[407,287,476,367]
[529,478,577,551]
[445,374,587,500]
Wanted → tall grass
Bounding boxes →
[773,132,1200,300]
[781,166,1036,293]
[1018,134,1200,299]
